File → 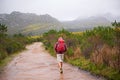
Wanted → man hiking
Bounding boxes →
[54,37,67,73]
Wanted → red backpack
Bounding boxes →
[56,42,66,53]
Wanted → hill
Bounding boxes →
[62,16,111,32]
[0,11,62,35]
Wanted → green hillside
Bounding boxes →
[21,23,62,35]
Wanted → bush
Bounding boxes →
[67,48,74,56]
[0,50,7,60]
[0,34,42,62]
[6,41,24,54]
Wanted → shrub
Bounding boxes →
[5,41,24,54]
[0,50,7,60]
[67,48,74,56]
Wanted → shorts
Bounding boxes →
[57,54,64,62]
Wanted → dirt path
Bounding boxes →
[0,42,105,80]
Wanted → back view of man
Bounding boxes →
[54,37,67,73]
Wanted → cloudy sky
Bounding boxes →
[0,0,120,21]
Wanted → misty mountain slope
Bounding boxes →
[0,11,117,34]
[0,11,61,35]
[76,16,110,23]
[62,16,111,32]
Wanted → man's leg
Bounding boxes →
[57,54,63,73]
[60,54,64,73]
[60,62,63,68]
[58,62,62,68]
[58,62,63,73]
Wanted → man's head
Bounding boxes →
[58,37,64,42]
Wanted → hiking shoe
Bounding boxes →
[60,68,63,74]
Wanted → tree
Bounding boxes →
[0,23,7,41]
[0,23,7,34]
[112,20,120,27]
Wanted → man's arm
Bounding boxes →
[54,42,58,52]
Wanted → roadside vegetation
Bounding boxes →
[0,23,42,69]
[42,21,120,80]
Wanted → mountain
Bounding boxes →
[62,16,111,32]
[0,11,118,34]
[0,11,62,35]
[99,13,120,22]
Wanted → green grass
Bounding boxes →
[21,23,60,34]
[22,24,48,33]
[0,52,20,73]
[67,57,120,80]
[72,31,84,35]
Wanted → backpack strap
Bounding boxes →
[64,43,67,52]
[54,42,58,52]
